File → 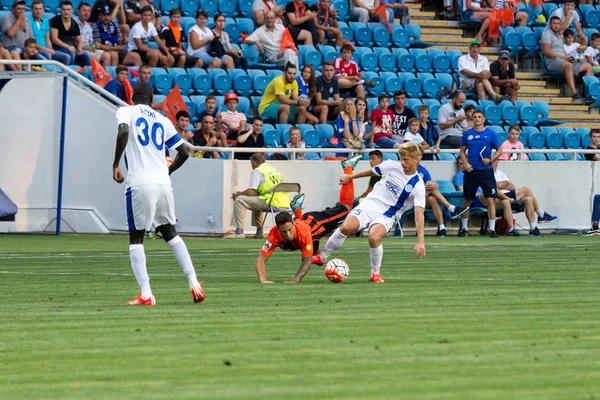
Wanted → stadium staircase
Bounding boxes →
[409,0,600,129]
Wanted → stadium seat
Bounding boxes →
[332,0,348,21]
[540,126,557,134]
[541,2,557,18]
[422,78,440,99]
[546,132,565,149]
[521,28,542,56]
[373,47,390,57]
[436,153,455,161]
[339,23,353,42]
[414,54,433,73]
[487,125,503,133]
[435,73,453,91]
[500,26,521,53]
[251,96,262,116]
[378,53,397,73]
[585,8,600,29]
[213,74,233,94]
[154,73,174,95]
[501,102,520,125]
[519,103,537,126]
[405,24,429,48]
[397,54,415,73]
[297,124,314,135]
[303,50,322,68]
[219,0,238,17]
[528,153,547,161]
[263,129,281,148]
[179,0,198,16]
[224,22,241,44]
[391,27,409,48]
[252,75,270,95]
[233,74,253,97]
[373,27,391,48]
[354,25,372,47]
[43,0,59,12]
[266,70,282,79]
[303,130,320,148]
[160,0,180,15]
[496,131,509,143]
[323,50,339,63]
[304,153,321,160]
[360,52,378,72]
[385,77,403,94]
[382,152,399,161]
[193,74,213,95]
[532,101,564,126]
[404,78,422,99]
[540,52,565,80]
[546,153,568,161]
[581,131,592,147]
[191,95,205,111]
[174,72,193,95]
[316,124,334,147]
[432,54,452,74]
[528,132,546,149]
[236,17,254,36]
[241,44,271,69]
[564,132,582,149]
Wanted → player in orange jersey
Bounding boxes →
[255,153,363,284]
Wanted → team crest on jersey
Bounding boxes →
[285,89,291,96]
[468,135,474,140]
[405,184,414,193]
[262,241,273,252]
[386,181,400,195]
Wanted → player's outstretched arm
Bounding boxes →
[340,168,377,185]
[284,256,313,284]
[169,143,190,175]
[256,254,274,283]
[112,123,129,183]
[414,206,426,258]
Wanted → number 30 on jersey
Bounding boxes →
[136,117,165,150]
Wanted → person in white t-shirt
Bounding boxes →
[128,6,173,67]
[584,33,600,72]
[403,118,429,154]
[312,142,426,284]
[563,29,584,61]
[349,0,393,24]
[545,0,588,47]
[458,39,508,103]
[286,126,306,160]
[187,9,234,70]
[112,82,206,306]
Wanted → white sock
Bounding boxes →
[439,224,446,230]
[369,245,383,275]
[529,222,536,231]
[129,244,152,299]
[536,209,544,218]
[448,205,456,212]
[461,218,469,230]
[489,219,496,231]
[168,236,199,290]
[508,227,514,233]
[320,228,347,261]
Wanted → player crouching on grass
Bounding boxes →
[255,153,364,284]
[113,82,206,306]
[313,143,427,284]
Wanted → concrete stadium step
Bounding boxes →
[549,104,589,112]
[519,97,573,104]
[411,19,460,28]
[421,35,474,44]
[412,11,435,18]
[520,80,546,87]
[557,122,600,128]
[516,72,543,79]
[549,113,598,120]
[422,28,463,36]
[431,45,501,54]
[518,87,561,95]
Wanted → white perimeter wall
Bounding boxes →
[0,75,598,234]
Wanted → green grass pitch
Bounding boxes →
[0,234,599,400]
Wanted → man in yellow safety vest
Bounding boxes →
[228,153,290,238]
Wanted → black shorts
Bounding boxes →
[340,87,357,99]
[288,26,302,45]
[463,169,497,200]
[132,49,150,63]
[504,190,516,199]
[171,52,200,68]
[303,204,350,241]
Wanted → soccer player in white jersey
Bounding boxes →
[112,83,206,306]
[312,142,426,283]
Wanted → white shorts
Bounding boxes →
[125,184,176,231]
[347,198,398,233]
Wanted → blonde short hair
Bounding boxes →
[399,142,421,160]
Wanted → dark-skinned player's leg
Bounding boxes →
[126,229,156,306]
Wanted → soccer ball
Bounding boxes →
[324,259,349,283]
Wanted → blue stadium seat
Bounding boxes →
[180,0,198,16]
[353,46,371,61]
[332,0,348,21]
[219,0,238,17]
[105,66,116,79]
[185,101,197,122]
[484,105,503,126]
[193,74,213,94]
[422,78,440,99]
[436,153,455,161]
[496,131,509,143]
[373,27,391,48]
[532,100,564,126]
[368,75,386,96]
[404,78,422,99]
[501,102,519,125]
[252,75,270,95]
[528,153,547,161]
[224,22,241,44]
[414,54,433,73]
[213,74,233,94]
[546,153,568,161]
[304,50,322,68]
[360,52,378,72]
[391,27,409,48]
[251,96,263,116]
[564,132,582,149]
[316,124,334,147]
[304,153,321,160]
[154,73,174,95]
[378,53,397,73]
[160,0,180,15]
[236,17,254,36]
[540,126,557,134]
[385,77,403,94]
[521,28,542,56]
[397,54,415,73]
[502,26,523,53]
[433,54,452,74]
[241,44,271,69]
[339,23,353,42]
[43,0,59,12]
[353,25,372,47]
[236,96,250,115]
[266,70,282,79]
[487,125,503,133]
[382,152,399,161]
[451,54,460,73]
[435,73,453,91]
[541,2,557,19]
[233,74,253,97]
[191,95,205,112]
[154,95,166,104]
[528,132,546,149]
[174,72,193,95]
[546,132,565,149]
[519,103,537,126]
[405,24,428,48]
[323,50,339,63]
[585,8,600,29]
[263,129,281,148]
[373,47,390,57]
[303,130,320,148]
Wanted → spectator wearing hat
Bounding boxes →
[1,0,44,68]
[490,50,519,102]
[458,39,508,103]
[128,5,173,67]
[90,0,129,38]
[93,5,142,66]
[160,8,202,68]
[50,1,93,66]
[542,15,593,100]
[29,0,71,64]
[244,11,301,68]
[218,92,248,142]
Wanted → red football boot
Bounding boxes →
[126,294,156,306]
[191,281,206,303]
[311,254,325,266]
[370,274,385,284]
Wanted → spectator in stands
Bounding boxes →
[459,40,508,103]
[310,0,343,47]
[334,44,374,100]
[212,14,248,70]
[383,0,411,23]
[585,129,600,161]
[1,0,43,68]
[494,160,556,236]
[197,95,217,125]
[542,15,593,100]
[404,117,429,154]
[29,0,71,64]
[20,37,42,62]
[159,8,201,68]
[490,50,520,102]
[174,110,194,142]
[391,90,416,142]
[437,90,467,148]
[418,105,440,160]
[286,126,306,160]
[258,62,309,124]
[313,61,342,124]
[125,0,161,28]
[90,0,129,38]
[286,0,320,48]
[93,5,142,66]
[335,97,361,155]
[370,93,397,149]
[252,0,285,26]
[350,0,393,24]
[51,1,92,66]
[218,92,248,142]
[229,153,289,239]
[491,0,528,27]
[104,64,129,101]
[545,0,587,47]
[296,65,321,124]
[462,0,491,45]
[245,11,301,69]
[355,97,371,144]
[192,114,228,159]
[563,29,585,61]
[76,2,109,65]
[131,64,161,110]
[128,6,173,67]
[498,124,526,161]
[584,33,600,73]
[464,103,475,128]
[585,194,600,235]
[236,117,266,161]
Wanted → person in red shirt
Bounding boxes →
[334,43,375,99]
[255,154,363,284]
[370,93,399,149]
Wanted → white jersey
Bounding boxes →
[368,160,426,217]
[116,104,183,188]
[494,169,511,194]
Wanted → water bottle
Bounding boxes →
[207,213,214,236]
